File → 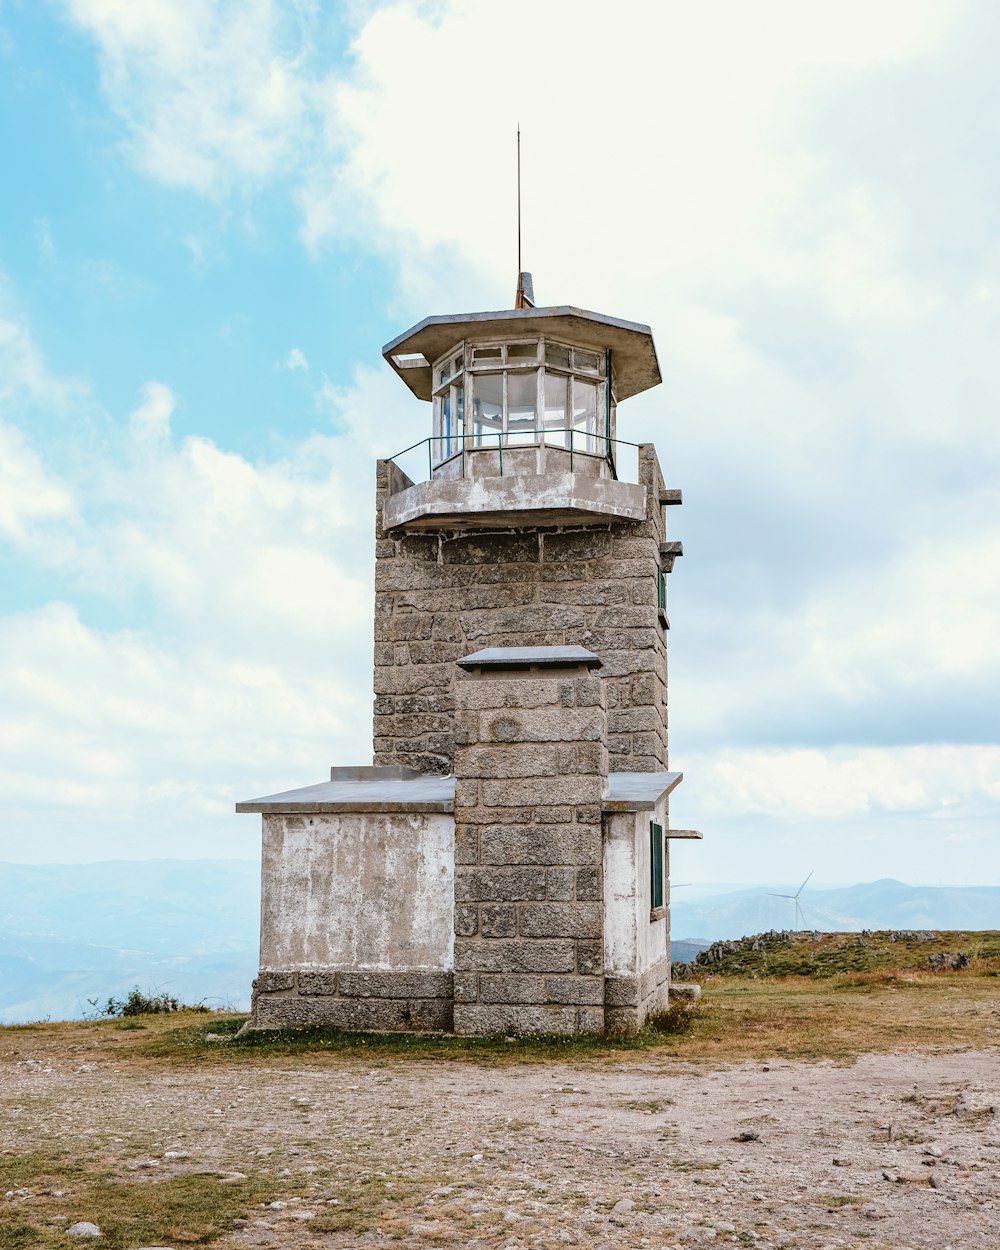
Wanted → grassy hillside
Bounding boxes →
[672,928,1000,980]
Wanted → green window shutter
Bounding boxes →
[657,567,666,612]
[650,821,664,911]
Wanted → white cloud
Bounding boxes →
[681,743,1000,822]
[63,0,321,194]
[0,314,398,859]
[127,380,175,442]
[281,346,309,371]
[0,423,74,540]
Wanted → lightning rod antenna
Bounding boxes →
[517,123,521,278]
[515,125,534,309]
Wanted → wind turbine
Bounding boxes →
[767,871,813,929]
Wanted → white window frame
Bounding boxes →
[431,337,615,465]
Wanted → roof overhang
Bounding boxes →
[383,305,661,402]
[602,771,683,813]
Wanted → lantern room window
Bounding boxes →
[431,338,616,467]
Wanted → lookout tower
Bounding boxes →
[237,282,701,1036]
[373,296,681,778]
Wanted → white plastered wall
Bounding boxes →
[603,804,670,978]
[259,812,455,972]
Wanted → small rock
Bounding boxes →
[218,1172,248,1184]
[924,1144,944,1158]
[268,1200,287,1209]
[609,1197,635,1217]
[733,1130,760,1143]
[861,1204,887,1221]
[67,1223,102,1239]
[714,1222,736,1234]
[162,1150,190,1161]
[832,1158,851,1167]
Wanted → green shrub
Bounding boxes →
[89,987,208,1017]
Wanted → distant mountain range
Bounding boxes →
[0,863,996,1023]
[670,877,1000,944]
[0,860,260,1024]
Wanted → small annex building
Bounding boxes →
[237,282,701,1035]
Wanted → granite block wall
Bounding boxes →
[373,444,671,776]
[451,665,608,1035]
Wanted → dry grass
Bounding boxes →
[2,974,998,1249]
[3,970,997,1074]
[0,1148,305,1249]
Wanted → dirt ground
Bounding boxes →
[2,1031,998,1250]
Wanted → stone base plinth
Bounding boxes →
[244,968,453,1033]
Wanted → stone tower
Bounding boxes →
[374,303,681,777]
[237,290,700,1035]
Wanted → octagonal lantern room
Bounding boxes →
[381,303,662,531]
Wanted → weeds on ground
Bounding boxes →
[86,986,210,1019]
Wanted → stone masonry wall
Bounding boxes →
[373,444,670,776]
[450,667,608,1035]
[250,969,453,1032]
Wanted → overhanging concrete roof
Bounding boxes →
[237,767,689,818]
[602,771,683,812]
[458,645,602,671]
[383,305,661,402]
[236,772,456,814]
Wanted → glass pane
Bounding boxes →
[437,358,452,385]
[452,354,463,376]
[574,348,600,373]
[506,370,537,445]
[508,342,537,361]
[471,373,503,445]
[572,378,598,454]
[650,822,664,910]
[545,343,570,370]
[473,345,502,362]
[455,381,464,444]
[441,392,451,450]
[543,372,568,446]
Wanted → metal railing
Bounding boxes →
[385,429,643,486]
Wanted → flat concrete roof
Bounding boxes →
[383,305,661,403]
[458,645,602,671]
[237,767,687,817]
[602,771,683,812]
[236,773,455,815]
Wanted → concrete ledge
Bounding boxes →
[383,472,647,532]
[236,773,455,814]
[602,770,683,812]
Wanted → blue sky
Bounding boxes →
[1,0,997,886]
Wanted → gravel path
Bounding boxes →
[4,1046,998,1249]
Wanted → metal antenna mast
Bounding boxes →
[515,126,534,309]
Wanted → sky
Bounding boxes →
[0,0,998,886]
